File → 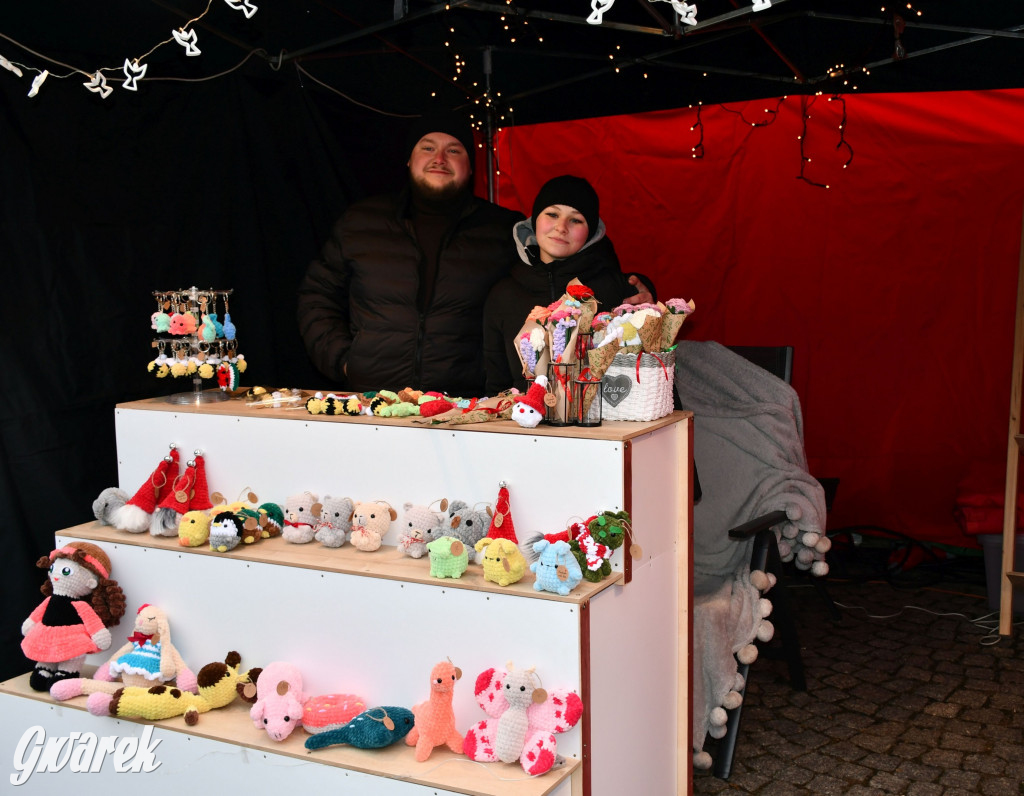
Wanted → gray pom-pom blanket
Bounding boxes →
[674,341,826,758]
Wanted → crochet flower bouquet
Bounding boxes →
[514,281,598,425]
[583,297,696,421]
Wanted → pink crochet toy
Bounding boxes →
[463,662,583,776]
[247,661,367,741]
[250,661,308,741]
[21,542,127,692]
[406,660,464,761]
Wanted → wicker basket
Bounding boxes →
[601,350,675,421]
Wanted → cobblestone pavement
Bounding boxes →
[693,560,1024,795]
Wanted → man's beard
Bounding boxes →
[410,172,470,203]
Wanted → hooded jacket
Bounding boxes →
[482,217,640,394]
[297,187,522,396]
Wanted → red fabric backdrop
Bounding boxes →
[492,89,1024,548]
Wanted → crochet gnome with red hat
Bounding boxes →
[485,481,518,545]
[149,451,206,537]
[511,374,549,429]
[110,446,180,533]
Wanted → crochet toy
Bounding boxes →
[50,604,197,701]
[106,447,180,532]
[305,707,415,751]
[571,510,629,583]
[21,542,127,692]
[405,660,463,761]
[249,661,308,741]
[485,482,518,544]
[237,506,268,545]
[399,502,443,559]
[475,537,528,587]
[530,540,583,596]
[313,495,355,548]
[302,693,368,735]
[463,663,583,776]
[258,501,285,538]
[511,374,550,428]
[350,500,396,552]
[87,651,251,726]
[149,453,211,537]
[426,537,469,579]
[282,491,319,544]
[305,392,364,416]
[178,509,211,547]
[209,511,245,552]
[92,486,129,527]
[445,500,491,561]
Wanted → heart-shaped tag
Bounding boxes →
[603,375,632,407]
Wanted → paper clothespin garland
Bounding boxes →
[28,70,49,98]
[586,0,615,25]
[122,59,148,91]
[0,54,23,78]
[83,71,112,99]
[172,28,201,56]
[224,0,259,19]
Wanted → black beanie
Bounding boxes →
[405,112,476,161]
[531,175,600,240]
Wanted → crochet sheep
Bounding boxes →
[426,537,469,579]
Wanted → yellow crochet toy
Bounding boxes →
[85,651,251,726]
[474,538,528,587]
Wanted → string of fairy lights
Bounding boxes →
[0,1,928,189]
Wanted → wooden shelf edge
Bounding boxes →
[1007,571,1024,589]
[0,672,578,796]
[115,395,691,443]
[57,521,623,605]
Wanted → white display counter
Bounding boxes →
[1,397,693,795]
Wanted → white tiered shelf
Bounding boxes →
[1,396,693,795]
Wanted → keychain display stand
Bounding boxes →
[148,286,243,405]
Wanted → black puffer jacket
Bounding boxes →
[297,188,522,396]
[483,218,647,393]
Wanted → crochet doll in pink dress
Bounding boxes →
[21,542,127,691]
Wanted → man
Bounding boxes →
[297,113,651,397]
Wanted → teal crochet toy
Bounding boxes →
[305,706,415,750]
[427,537,469,579]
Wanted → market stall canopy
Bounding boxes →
[2,1,1023,125]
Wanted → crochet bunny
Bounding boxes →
[50,604,197,701]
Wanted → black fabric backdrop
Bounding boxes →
[0,63,414,680]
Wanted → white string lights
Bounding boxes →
[588,0,770,27]
[0,0,257,100]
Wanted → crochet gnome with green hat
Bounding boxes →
[485,482,518,544]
